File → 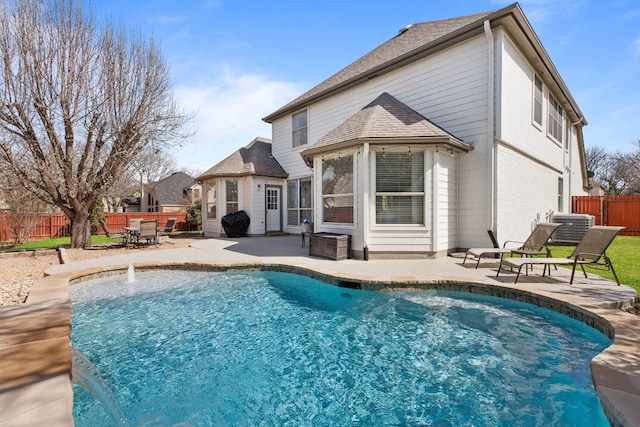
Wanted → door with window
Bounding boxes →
[265,186,282,233]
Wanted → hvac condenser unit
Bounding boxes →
[551,214,595,244]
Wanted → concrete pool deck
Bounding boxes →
[1,235,639,426]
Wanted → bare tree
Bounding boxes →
[586,141,640,195]
[585,146,608,180]
[0,165,50,244]
[103,146,178,212]
[0,0,191,247]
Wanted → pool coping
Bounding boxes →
[1,260,639,427]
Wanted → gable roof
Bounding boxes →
[149,171,196,206]
[197,137,288,181]
[263,3,585,126]
[300,92,470,163]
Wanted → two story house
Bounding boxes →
[200,2,589,259]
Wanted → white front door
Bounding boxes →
[265,186,282,233]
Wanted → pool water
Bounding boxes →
[70,270,611,426]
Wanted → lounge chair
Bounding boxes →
[497,226,624,285]
[158,218,176,237]
[99,219,128,246]
[463,223,561,269]
[137,220,158,246]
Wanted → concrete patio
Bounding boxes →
[1,235,639,426]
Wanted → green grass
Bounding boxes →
[4,231,202,251]
[549,235,640,295]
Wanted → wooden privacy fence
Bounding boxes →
[0,212,190,242]
[572,195,640,236]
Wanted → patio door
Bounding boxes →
[265,186,282,233]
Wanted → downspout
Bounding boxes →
[484,20,497,233]
[569,117,585,204]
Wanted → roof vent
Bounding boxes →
[398,24,413,34]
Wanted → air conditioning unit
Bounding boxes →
[551,214,595,244]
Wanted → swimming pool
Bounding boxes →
[70,270,611,426]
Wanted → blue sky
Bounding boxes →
[98,0,640,172]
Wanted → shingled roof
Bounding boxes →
[197,137,288,181]
[150,171,196,207]
[263,3,585,125]
[300,93,470,162]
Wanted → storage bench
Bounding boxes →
[308,233,351,260]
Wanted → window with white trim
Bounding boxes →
[321,155,353,224]
[558,177,564,212]
[292,111,308,147]
[287,177,313,225]
[226,180,238,214]
[548,95,564,143]
[533,74,543,126]
[206,182,216,219]
[375,151,425,225]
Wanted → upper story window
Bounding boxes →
[548,95,563,144]
[533,75,543,127]
[292,110,308,147]
[375,150,425,225]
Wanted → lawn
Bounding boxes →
[3,231,202,251]
[549,235,640,295]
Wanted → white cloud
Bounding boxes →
[173,69,303,172]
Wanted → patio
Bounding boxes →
[1,235,639,426]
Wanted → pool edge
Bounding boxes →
[1,261,638,427]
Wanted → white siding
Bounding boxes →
[271,34,490,254]
[499,32,565,173]
[436,151,458,252]
[495,143,559,244]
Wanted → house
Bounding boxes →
[139,171,200,213]
[197,137,288,236]
[202,3,589,258]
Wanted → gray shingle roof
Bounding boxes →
[300,93,470,161]
[197,137,288,181]
[150,171,196,206]
[263,8,498,122]
[322,93,463,144]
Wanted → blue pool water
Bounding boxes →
[70,270,611,426]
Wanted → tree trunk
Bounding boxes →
[69,212,92,249]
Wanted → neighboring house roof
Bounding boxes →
[148,171,196,206]
[197,137,288,181]
[262,3,586,127]
[300,92,471,163]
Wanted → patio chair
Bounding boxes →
[129,218,143,229]
[99,219,128,246]
[463,222,561,269]
[137,219,158,246]
[497,226,624,285]
[158,218,176,237]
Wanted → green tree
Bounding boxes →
[186,199,202,231]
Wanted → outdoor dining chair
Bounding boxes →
[496,226,624,285]
[138,220,159,246]
[99,219,128,246]
[158,218,176,237]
